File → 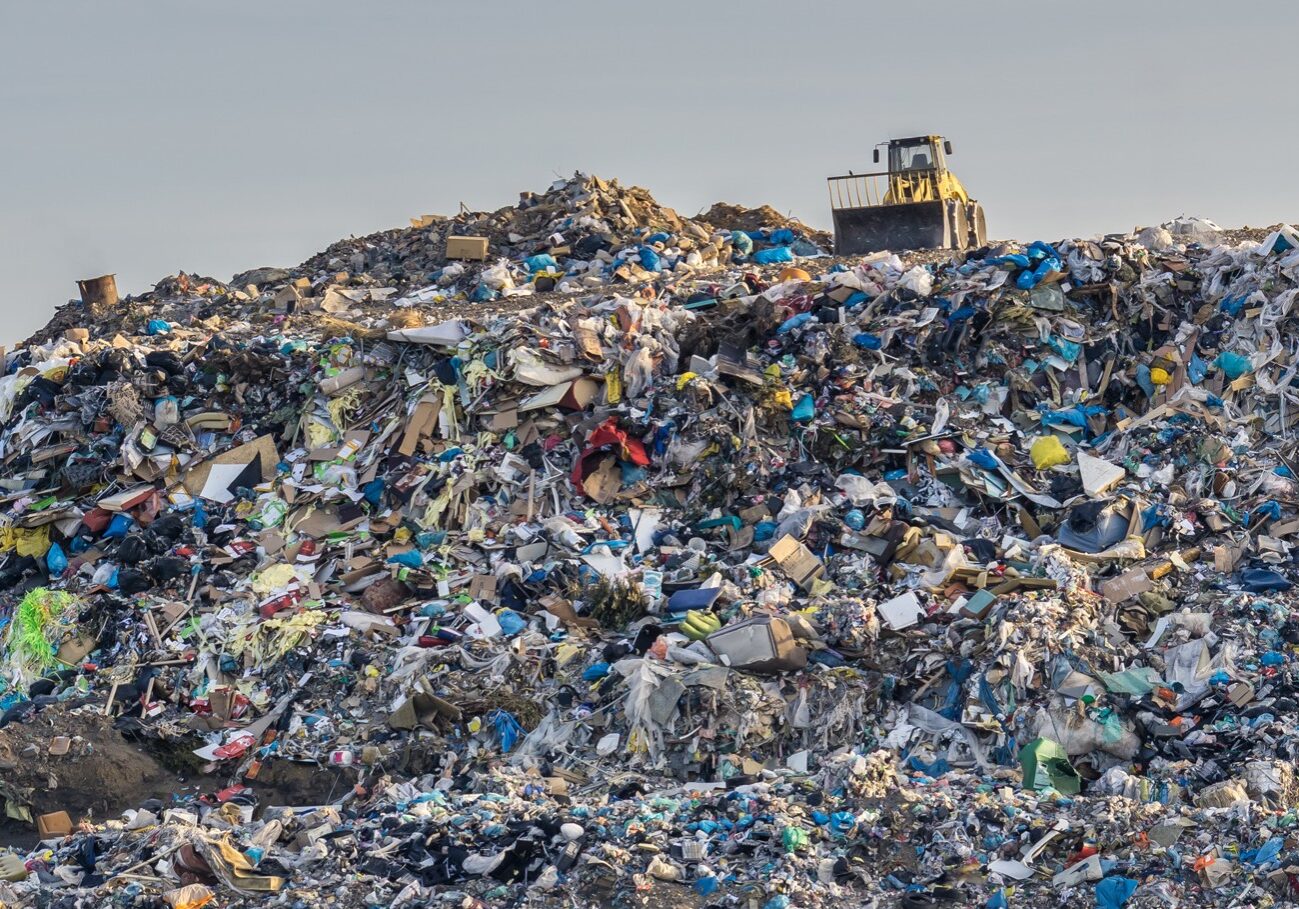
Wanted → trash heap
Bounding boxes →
[3,185,1299,908]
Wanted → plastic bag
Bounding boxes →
[1094,877,1138,909]
[523,254,557,273]
[1214,350,1251,380]
[154,396,180,426]
[622,346,655,399]
[899,266,933,296]
[46,543,67,576]
[752,246,793,265]
[479,259,515,290]
[1030,435,1070,470]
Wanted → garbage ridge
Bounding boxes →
[1,176,1299,909]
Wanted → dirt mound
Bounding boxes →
[0,711,352,847]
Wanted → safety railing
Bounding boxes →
[827,169,941,210]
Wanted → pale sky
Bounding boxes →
[3,0,1296,345]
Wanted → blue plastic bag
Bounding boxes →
[828,811,857,837]
[146,319,171,336]
[731,231,754,258]
[583,662,611,681]
[778,312,814,334]
[1094,876,1138,909]
[46,543,67,575]
[104,514,134,539]
[852,333,882,350]
[637,246,662,272]
[1015,256,1062,289]
[769,228,795,245]
[1250,837,1283,865]
[489,709,525,752]
[752,246,794,265]
[1242,568,1293,592]
[497,609,526,636]
[1249,500,1282,527]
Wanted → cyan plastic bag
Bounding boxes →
[523,254,558,273]
[731,231,754,258]
[791,393,815,422]
[1095,876,1138,909]
[1214,351,1251,380]
[46,543,67,575]
[386,550,423,568]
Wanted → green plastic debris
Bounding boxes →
[781,825,809,852]
[1097,666,1162,696]
[1018,737,1081,795]
[5,587,77,680]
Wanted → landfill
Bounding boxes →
[2,174,1299,908]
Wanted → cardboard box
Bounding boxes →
[37,811,73,838]
[446,236,489,261]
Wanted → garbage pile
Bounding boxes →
[4,183,1299,908]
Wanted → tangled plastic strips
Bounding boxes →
[5,587,77,682]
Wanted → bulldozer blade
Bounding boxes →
[832,200,955,256]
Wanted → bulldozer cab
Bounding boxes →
[884,136,943,172]
[876,137,965,206]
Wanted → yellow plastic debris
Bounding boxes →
[778,266,812,283]
[1150,367,1171,385]
[1030,435,1070,470]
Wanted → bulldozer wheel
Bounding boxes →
[947,201,968,250]
[968,203,987,249]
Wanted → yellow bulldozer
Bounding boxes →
[827,135,986,255]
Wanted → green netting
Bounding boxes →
[5,587,77,681]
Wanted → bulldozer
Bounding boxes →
[827,135,986,256]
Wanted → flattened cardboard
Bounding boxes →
[768,535,824,590]
[398,395,442,456]
[1100,567,1154,603]
[468,574,498,603]
[183,435,280,500]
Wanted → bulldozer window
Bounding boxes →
[890,143,937,173]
